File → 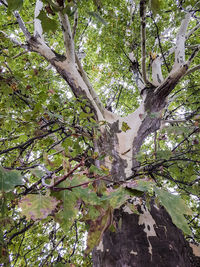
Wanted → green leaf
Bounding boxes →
[7,0,23,11]
[156,149,172,160]
[149,0,162,15]
[52,189,79,232]
[121,121,131,132]
[30,168,46,178]
[89,164,105,176]
[18,194,59,220]
[154,187,192,235]
[0,166,23,192]
[101,187,129,209]
[37,10,57,33]
[86,205,101,220]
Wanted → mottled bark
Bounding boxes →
[93,202,200,267]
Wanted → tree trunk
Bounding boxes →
[92,202,200,267]
[91,119,200,267]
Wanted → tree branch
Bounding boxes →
[13,11,32,41]
[58,11,75,63]
[72,9,78,39]
[140,0,149,85]
[174,13,191,69]
[159,21,200,63]
[34,0,44,41]
[8,222,34,244]
[151,56,164,86]
[151,15,170,72]
[129,52,146,95]
[75,54,105,115]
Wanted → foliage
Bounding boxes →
[0,167,23,192]
[0,0,199,265]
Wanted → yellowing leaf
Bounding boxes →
[121,121,131,132]
[18,194,59,220]
[85,207,112,254]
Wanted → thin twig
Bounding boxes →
[151,15,170,72]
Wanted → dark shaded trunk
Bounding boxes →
[92,202,200,267]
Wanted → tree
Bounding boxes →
[0,0,200,266]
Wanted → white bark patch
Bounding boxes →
[174,13,191,70]
[189,243,200,257]
[123,205,134,214]
[34,0,44,40]
[130,250,138,255]
[56,61,105,121]
[152,57,163,86]
[138,205,157,256]
[103,103,145,177]
[103,109,119,124]
[117,103,145,177]
[96,240,104,252]
[33,42,56,61]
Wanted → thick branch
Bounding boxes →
[174,13,191,69]
[129,52,146,95]
[58,11,75,63]
[151,56,164,86]
[154,64,188,102]
[159,22,199,63]
[34,0,44,41]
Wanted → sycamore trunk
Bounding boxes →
[90,123,200,267]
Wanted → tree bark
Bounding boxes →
[92,202,200,267]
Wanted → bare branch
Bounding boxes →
[58,11,75,63]
[140,0,149,85]
[151,56,164,86]
[129,52,146,95]
[154,64,188,99]
[34,0,44,41]
[151,15,170,72]
[174,13,191,69]
[72,9,78,39]
[13,11,32,41]
[159,22,200,63]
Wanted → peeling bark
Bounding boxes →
[93,202,200,267]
